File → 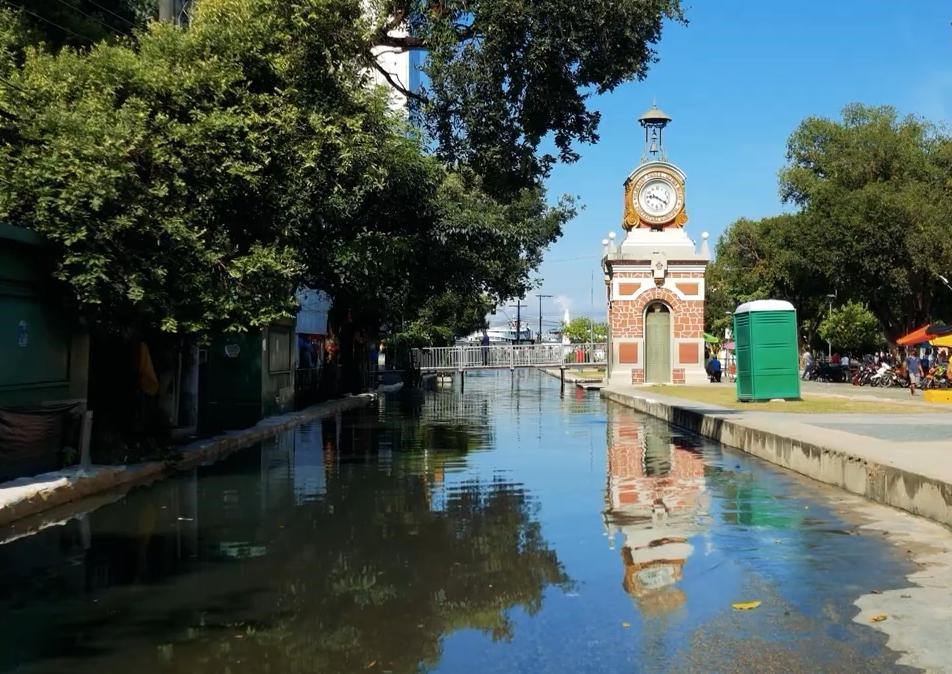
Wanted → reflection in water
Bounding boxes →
[0,389,566,674]
[603,408,709,616]
[0,373,923,674]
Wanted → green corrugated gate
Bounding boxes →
[0,224,88,480]
[0,224,87,408]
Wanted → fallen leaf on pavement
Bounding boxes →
[732,601,761,610]
[871,614,888,623]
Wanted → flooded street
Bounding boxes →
[0,371,932,673]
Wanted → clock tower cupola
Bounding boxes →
[602,102,711,386]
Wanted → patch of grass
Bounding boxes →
[646,385,939,414]
[570,368,605,380]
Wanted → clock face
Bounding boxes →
[637,179,677,219]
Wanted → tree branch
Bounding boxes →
[454,23,481,41]
[370,59,425,103]
[375,33,426,50]
[383,6,407,33]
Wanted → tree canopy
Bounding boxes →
[365,0,684,198]
[707,104,952,346]
[562,317,607,343]
[0,0,574,339]
[817,300,882,354]
[6,0,152,48]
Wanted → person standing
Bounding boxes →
[906,348,923,396]
[801,349,814,380]
[481,329,491,365]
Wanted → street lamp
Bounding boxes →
[938,274,952,293]
[825,292,837,359]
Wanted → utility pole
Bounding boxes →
[536,294,552,343]
[509,299,527,344]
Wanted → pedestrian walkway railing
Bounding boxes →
[411,343,607,372]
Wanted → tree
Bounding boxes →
[779,104,952,339]
[706,104,952,345]
[0,0,571,344]
[818,301,882,354]
[562,317,607,343]
[365,0,684,198]
[7,0,153,49]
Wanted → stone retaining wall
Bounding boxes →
[0,395,374,531]
[601,388,952,529]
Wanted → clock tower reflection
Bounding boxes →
[603,408,709,615]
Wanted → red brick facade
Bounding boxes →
[606,267,706,384]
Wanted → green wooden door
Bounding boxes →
[645,304,670,383]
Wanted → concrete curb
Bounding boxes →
[0,395,374,531]
[601,387,952,529]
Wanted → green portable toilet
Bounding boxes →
[733,300,800,401]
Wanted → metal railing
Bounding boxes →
[411,343,607,371]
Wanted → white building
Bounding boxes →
[363,5,423,111]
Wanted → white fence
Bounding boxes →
[412,343,607,371]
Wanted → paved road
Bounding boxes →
[799,378,944,403]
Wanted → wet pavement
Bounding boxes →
[0,370,939,673]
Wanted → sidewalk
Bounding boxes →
[800,378,943,403]
[602,384,952,528]
[0,395,374,538]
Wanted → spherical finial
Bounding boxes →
[702,231,709,240]
[601,239,609,246]
[608,231,616,240]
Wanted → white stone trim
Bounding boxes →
[612,278,652,300]
[663,277,705,301]
[608,263,708,274]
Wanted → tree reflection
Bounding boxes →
[603,410,709,617]
[163,403,566,673]
[0,395,566,674]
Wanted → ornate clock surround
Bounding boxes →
[622,162,688,231]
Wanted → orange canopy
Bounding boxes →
[897,324,952,346]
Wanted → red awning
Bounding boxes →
[896,323,952,346]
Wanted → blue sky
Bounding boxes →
[528,0,952,327]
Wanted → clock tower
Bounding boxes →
[602,103,710,386]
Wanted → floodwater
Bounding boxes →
[0,371,924,673]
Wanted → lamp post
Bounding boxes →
[939,274,952,293]
[825,292,837,359]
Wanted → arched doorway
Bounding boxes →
[644,303,671,383]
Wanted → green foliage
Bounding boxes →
[0,0,572,341]
[367,0,684,198]
[818,301,882,353]
[6,0,152,49]
[562,317,606,343]
[707,104,952,344]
